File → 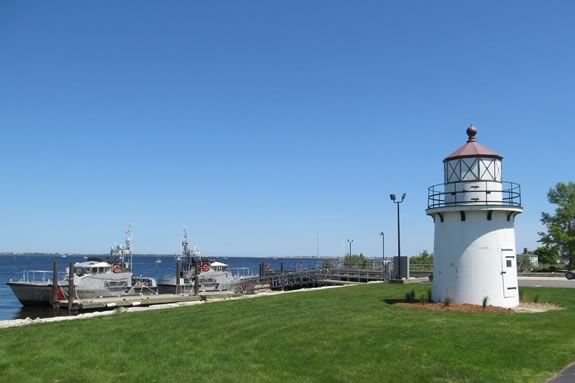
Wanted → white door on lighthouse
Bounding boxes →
[501,249,518,298]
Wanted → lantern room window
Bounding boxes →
[444,157,502,183]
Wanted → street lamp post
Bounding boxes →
[379,232,385,279]
[346,239,353,268]
[390,193,406,279]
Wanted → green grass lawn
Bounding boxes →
[1,284,575,383]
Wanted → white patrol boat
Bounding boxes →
[157,229,243,294]
[7,227,157,305]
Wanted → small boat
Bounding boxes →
[7,227,157,305]
[157,258,245,294]
[157,229,246,294]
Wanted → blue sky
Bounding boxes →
[1,1,573,256]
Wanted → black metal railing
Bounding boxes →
[427,181,521,209]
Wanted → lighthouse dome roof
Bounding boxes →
[444,125,502,162]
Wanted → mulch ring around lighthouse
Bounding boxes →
[386,299,561,314]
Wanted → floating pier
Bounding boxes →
[52,267,401,312]
[54,291,238,311]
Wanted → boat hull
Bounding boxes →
[157,273,246,294]
[7,282,54,305]
[157,275,194,294]
[6,282,129,305]
[7,279,157,306]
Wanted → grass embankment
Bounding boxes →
[1,284,575,383]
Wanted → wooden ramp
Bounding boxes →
[54,291,239,311]
[320,279,361,286]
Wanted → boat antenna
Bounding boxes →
[182,228,190,264]
[126,224,133,271]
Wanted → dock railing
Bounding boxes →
[231,267,259,279]
[10,270,67,284]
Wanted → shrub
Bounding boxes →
[405,289,416,303]
[482,296,489,309]
[443,297,452,307]
[519,289,524,302]
[534,264,566,272]
[419,294,427,304]
[534,294,540,303]
[343,254,369,269]
[427,289,433,303]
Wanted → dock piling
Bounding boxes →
[175,262,181,294]
[193,260,199,296]
[51,261,58,306]
[67,262,75,313]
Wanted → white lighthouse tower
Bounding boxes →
[426,126,523,308]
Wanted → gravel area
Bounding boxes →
[393,301,561,314]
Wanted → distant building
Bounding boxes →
[517,248,539,270]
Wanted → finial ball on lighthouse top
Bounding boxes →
[466,125,477,142]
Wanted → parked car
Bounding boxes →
[565,271,575,280]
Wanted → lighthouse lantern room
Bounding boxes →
[426,126,523,308]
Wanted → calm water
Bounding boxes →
[0,255,324,321]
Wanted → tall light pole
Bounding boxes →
[346,239,353,268]
[379,232,385,279]
[390,193,406,279]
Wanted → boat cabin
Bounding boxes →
[74,261,113,276]
[210,262,229,272]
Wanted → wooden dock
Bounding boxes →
[54,291,239,311]
[52,267,421,312]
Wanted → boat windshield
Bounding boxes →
[75,262,112,276]
[210,262,229,272]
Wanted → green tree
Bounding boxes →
[518,255,534,272]
[343,253,369,269]
[321,260,333,269]
[534,245,559,265]
[539,182,575,268]
[410,250,434,265]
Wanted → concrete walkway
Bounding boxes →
[547,362,575,383]
[518,277,575,289]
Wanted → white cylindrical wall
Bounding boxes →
[444,181,503,205]
[432,209,519,308]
